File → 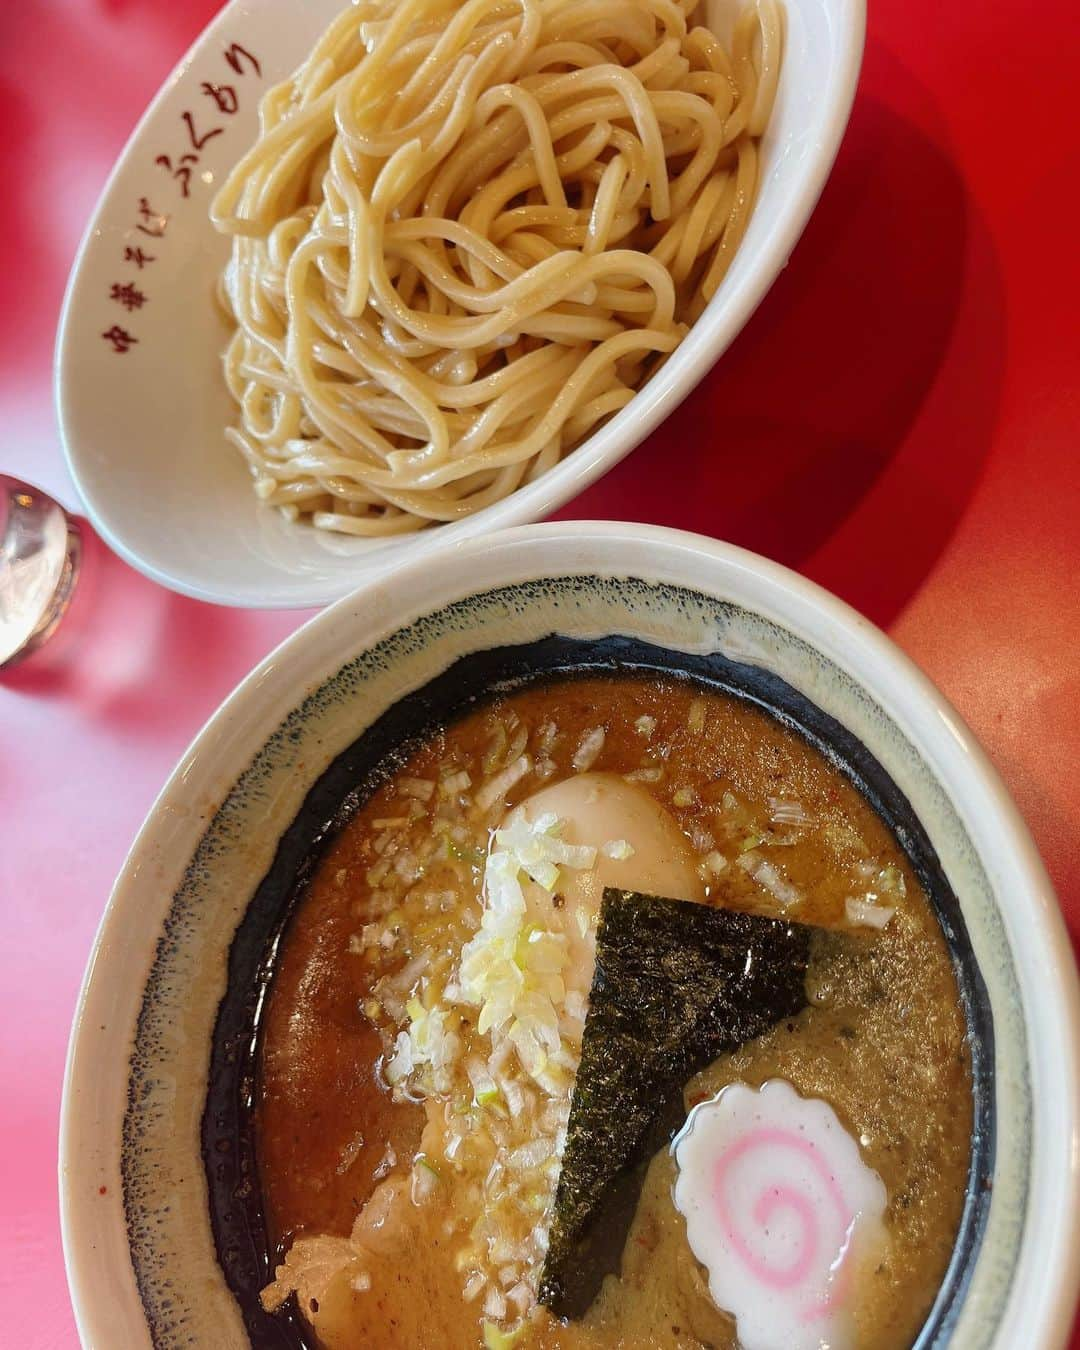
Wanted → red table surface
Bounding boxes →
[2,1,1078,1346]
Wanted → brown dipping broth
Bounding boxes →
[258,675,972,1348]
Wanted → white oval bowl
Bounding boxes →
[55,0,865,609]
[61,522,1080,1347]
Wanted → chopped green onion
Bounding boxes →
[482,723,509,774]
[483,1322,524,1349]
[877,863,907,897]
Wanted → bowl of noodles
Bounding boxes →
[60,522,1080,1347]
[56,0,864,608]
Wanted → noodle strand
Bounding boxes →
[212,0,781,534]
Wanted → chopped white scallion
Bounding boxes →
[498,1072,527,1119]
[505,723,529,766]
[876,863,907,897]
[737,850,802,906]
[484,1285,507,1319]
[572,727,606,771]
[702,850,728,876]
[690,824,715,853]
[459,812,594,1088]
[602,838,635,861]
[475,755,533,812]
[383,992,460,1094]
[411,1158,440,1204]
[384,1031,413,1085]
[634,714,657,738]
[846,897,895,929]
[506,1137,551,1171]
[625,766,663,783]
[508,1020,549,1079]
[768,796,814,826]
[489,1036,515,1078]
[507,1281,534,1315]
[463,1272,486,1302]
[439,770,472,798]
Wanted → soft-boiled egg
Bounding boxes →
[457,772,707,1089]
[502,772,704,1000]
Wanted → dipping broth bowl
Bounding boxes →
[61,522,1080,1348]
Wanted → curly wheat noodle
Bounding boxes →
[211,0,782,536]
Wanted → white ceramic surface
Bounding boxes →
[61,522,1080,1348]
[55,0,865,609]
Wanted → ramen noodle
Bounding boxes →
[211,0,782,535]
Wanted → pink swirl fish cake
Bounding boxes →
[673,1078,888,1350]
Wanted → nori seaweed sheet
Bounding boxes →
[538,888,813,1318]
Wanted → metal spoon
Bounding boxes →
[0,476,82,670]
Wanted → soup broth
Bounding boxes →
[257,675,972,1349]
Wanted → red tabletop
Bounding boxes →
[3,2,1078,1346]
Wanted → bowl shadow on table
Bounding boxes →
[562,63,1006,631]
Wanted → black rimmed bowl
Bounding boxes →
[61,522,1080,1347]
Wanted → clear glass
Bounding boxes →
[0,475,82,669]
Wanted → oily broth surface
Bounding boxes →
[258,675,972,1348]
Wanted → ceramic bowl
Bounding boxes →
[61,522,1080,1347]
[55,0,865,609]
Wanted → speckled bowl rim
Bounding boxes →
[60,522,1080,1349]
